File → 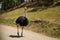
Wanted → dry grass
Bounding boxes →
[0,6,60,38]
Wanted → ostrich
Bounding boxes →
[15,6,29,37]
[16,16,29,37]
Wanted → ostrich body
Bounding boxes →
[16,16,29,37]
[16,16,29,26]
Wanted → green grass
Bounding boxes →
[0,6,60,38]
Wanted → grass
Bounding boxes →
[0,6,60,38]
[26,21,60,38]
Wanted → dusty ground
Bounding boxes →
[0,25,60,40]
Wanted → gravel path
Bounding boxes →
[0,25,60,40]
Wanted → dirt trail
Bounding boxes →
[0,25,60,40]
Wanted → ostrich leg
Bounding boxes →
[17,24,19,36]
[21,26,24,37]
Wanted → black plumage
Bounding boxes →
[16,16,29,26]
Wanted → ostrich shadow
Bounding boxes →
[9,35,24,38]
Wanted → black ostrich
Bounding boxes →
[16,16,29,37]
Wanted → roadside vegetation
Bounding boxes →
[0,6,60,38]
